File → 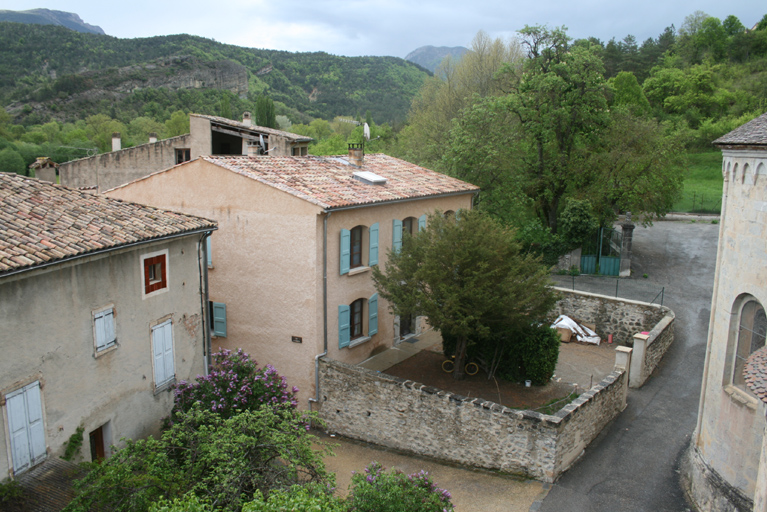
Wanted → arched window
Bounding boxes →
[733,299,767,389]
[338,293,379,348]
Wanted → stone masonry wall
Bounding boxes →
[638,313,675,386]
[550,288,670,345]
[318,359,627,482]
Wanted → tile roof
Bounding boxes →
[191,114,313,142]
[202,154,479,209]
[714,112,767,147]
[745,345,767,405]
[0,173,216,276]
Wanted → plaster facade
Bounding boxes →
[0,237,208,477]
[688,139,767,510]
[105,157,474,407]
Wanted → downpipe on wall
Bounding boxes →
[309,211,332,410]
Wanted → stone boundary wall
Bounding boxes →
[629,313,675,388]
[550,288,671,346]
[318,359,627,483]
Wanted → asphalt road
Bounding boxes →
[538,220,720,512]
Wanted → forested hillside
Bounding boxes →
[0,22,430,126]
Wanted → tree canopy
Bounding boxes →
[372,209,556,379]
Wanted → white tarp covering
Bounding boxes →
[550,315,601,345]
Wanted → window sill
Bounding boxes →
[348,266,370,276]
[154,378,176,395]
[349,335,372,348]
[724,384,759,409]
[94,343,118,359]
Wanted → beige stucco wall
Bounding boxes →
[694,149,767,503]
[59,134,192,192]
[0,236,207,477]
[106,159,474,407]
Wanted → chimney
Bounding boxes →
[148,132,158,144]
[348,143,364,166]
[242,112,252,126]
[112,132,121,152]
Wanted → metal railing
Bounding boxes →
[550,274,666,306]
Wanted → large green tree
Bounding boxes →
[372,210,556,380]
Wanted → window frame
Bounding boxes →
[141,249,169,298]
[350,226,363,269]
[731,299,766,390]
[151,318,175,390]
[175,148,191,164]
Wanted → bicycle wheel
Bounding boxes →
[465,362,479,376]
[441,359,455,373]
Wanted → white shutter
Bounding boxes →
[152,320,174,387]
[7,382,46,474]
[94,309,115,350]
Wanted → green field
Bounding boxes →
[673,152,724,214]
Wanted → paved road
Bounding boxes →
[539,220,720,512]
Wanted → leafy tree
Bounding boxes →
[372,210,556,380]
[85,114,126,152]
[64,405,330,512]
[500,25,609,233]
[255,95,276,128]
[244,483,346,512]
[609,71,650,115]
[497,324,561,385]
[164,110,189,137]
[0,148,26,175]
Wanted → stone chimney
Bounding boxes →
[148,132,158,144]
[112,133,121,152]
[348,143,364,166]
[242,112,252,126]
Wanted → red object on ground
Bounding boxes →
[608,334,613,344]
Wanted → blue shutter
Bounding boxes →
[338,305,351,348]
[369,223,379,266]
[340,229,350,275]
[392,219,402,253]
[212,302,227,337]
[368,293,378,336]
[206,236,212,267]
[418,214,427,231]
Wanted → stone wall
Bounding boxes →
[629,313,675,388]
[682,445,754,512]
[551,288,670,346]
[60,134,190,192]
[318,359,627,483]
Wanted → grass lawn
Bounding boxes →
[673,151,723,214]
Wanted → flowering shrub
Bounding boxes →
[171,349,298,420]
[347,462,454,512]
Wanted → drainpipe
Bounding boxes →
[309,210,332,410]
[200,232,213,376]
[694,155,729,441]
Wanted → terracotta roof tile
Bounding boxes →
[714,112,767,147]
[0,173,216,276]
[744,345,767,404]
[202,154,479,209]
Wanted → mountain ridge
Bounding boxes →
[0,8,105,35]
[405,45,469,72]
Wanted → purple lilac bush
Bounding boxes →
[171,349,298,420]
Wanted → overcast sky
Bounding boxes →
[6,1,766,58]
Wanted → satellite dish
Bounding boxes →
[363,123,371,141]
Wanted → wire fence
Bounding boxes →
[549,274,666,306]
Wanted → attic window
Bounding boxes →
[353,171,387,185]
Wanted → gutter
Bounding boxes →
[0,226,216,281]
[309,210,332,409]
[200,232,213,375]
[324,190,476,213]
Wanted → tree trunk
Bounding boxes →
[453,335,468,380]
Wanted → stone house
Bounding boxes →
[687,112,767,511]
[0,174,216,477]
[105,149,478,407]
[58,113,313,192]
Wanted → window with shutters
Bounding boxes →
[5,381,47,474]
[393,215,426,254]
[175,148,191,164]
[141,250,169,298]
[340,223,378,275]
[93,306,117,354]
[338,293,378,348]
[209,301,227,337]
[151,319,175,390]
